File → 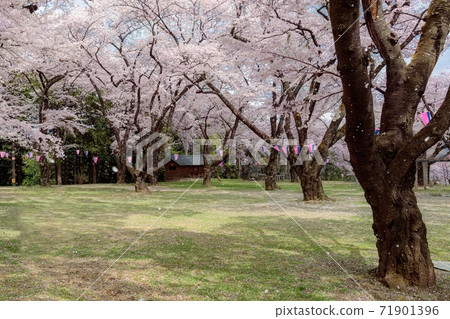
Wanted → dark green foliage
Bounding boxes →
[22,159,40,186]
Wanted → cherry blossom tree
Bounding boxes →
[330,0,449,288]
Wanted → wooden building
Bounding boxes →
[164,155,204,181]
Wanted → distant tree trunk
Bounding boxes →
[203,162,212,187]
[77,158,84,184]
[16,153,23,185]
[416,162,430,187]
[290,165,299,183]
[115,155,126,184]
[241,164,251,181]
[134,172,150,193]
[92,162,97,184]
[73,156,77,184]
[265,149,280,190]
[55,161,62,185]
[39,158,51,187]
[202,141,212,187]
[213,166,222,182]
[62,158,68,185]
[148,171,158,186]
[11,146,16,187]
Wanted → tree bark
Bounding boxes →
[289,165,299,183]
[370,177,435,288]
[92,162,97,184]
[55,161,62,185]
[39,158,51,187]
[134,174,150,193]
[298,164,327,201]
[265,150,280,190]
[330,0,450,288]
[115,154,126,184]
[203,161,212,187]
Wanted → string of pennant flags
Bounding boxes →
[0,149,101,163]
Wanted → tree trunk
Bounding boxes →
[115,155,126,184]
[265,150,280,190]
[213,166,222,182]
[11,152,16,187]
[39,158,51,187]
[299,164,327,201]
[203,162,211,187]
[370,181,435,289]
[92,162,97,184]
[134,174,150,193]
[416,162,431,187]
[290,165,299,183]
[148,171,158,186]
[56,161,62,185]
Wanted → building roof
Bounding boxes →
[170,155,204,166]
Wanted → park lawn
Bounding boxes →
[0,180,448,301]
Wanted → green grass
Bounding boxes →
[0,180,448,300]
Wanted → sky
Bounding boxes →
[434,48,450,75]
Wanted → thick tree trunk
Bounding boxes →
[265,151,280,190]
[370,182,435,289]
[134,174,150,193]
[330,0,450,289]
[299,165,327,201]
[39,158,51,187]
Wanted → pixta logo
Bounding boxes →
[126,131,171,174]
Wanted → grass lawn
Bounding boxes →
[0,180,448,301]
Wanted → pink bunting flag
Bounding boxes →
[36,155,41,162]
[0,152,5,158]
[295,146,300,155]
[233,159,237,164]
[28,152,33,158]
[219,150,224,157]
[418,112,431,125]
[308,144,315,153]
[174,154,179,160]
[325,158,330,164]
[94,157,99,163]
[127,156,132,163]
[274,145,281,152]
[76,150,80,155]
[281,146,288,155]
[219,161,224,167]
[12,157,15,161]
[341,173,344,178]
